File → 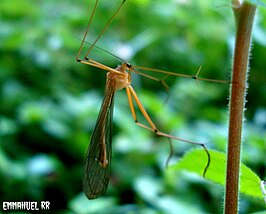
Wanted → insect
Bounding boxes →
[76,0,228,199]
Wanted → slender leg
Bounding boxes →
[127,85,202,145]
[76,0,127,62]
[133,65,230,84]
[78,58,122,74]
[76,0,99,61]
[126,86,157,132]
[125,85,210,176]
[131,69,170,92]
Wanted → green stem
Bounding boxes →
[224,2,256,214]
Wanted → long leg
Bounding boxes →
[125,85,210,176]
[126,86,157,131]
[78,58,123,75]
[126,85,203,145]
[84,0,127,59]
[76,0,100,61]
[131,69,170,92]
[133,65,230,84]
[76,0,127,62]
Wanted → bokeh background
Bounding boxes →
[0,0,265,213]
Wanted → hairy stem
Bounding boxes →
[224,2,256,214]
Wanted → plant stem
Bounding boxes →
[225,2,256,214]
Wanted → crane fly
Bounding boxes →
[76,0,228,200]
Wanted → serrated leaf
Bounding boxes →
[168,149,263,199]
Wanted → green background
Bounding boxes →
[0,0,265,213]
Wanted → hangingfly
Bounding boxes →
[77,0,227,199]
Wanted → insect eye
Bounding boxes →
[126,63,132,68]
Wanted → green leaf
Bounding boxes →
[168,149,262,199]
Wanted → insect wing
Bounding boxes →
[83,87,115,199]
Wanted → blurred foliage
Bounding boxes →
[0,0,266,213]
